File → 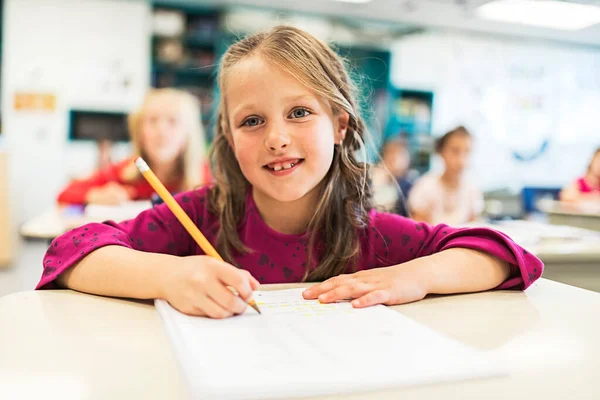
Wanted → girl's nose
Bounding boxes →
[265,124,291,152]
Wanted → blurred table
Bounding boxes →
[20,201,152,240]
[539,200,600,232]
[1,280,600,399]
[468,220,600,292]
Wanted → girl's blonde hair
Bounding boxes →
[125,88,206,190]
[587,147,600,174]
[209,25,372,281]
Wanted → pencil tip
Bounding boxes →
[250,302,262,315]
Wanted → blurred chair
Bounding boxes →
[483,189,522,221]
[521,187,561,215]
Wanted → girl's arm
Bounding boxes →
[57,245,258,318]
[560,182,582,203]
[42,188,258,318]
[415,247,510,294]
[304,213,543,306]
[407,179,433,223]
[56,245,175,299]
[57,165,117,205]
[304,248,510,307]
[40,190,205,290]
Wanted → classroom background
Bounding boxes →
[1,0,600,296]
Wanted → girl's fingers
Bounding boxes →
[351,290,391,308]
[206,280,248,315]
[196,294,233,319]
[243,270,261,290]
[302,275,351,299]
[217,263,254,301]
[317,282,372,303]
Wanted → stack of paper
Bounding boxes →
[156,289,503,400]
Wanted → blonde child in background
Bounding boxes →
[57,88,210,205]
[39,26,542,319]
[560,147,600,203]
[408,126,483,225]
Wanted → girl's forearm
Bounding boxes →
[56,245,177,299]
[415,248,511,295]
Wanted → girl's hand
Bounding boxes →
[162,256,260,319]
[86,182,135,205]
[302,264,428,308]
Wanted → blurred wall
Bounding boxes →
[391,31,600,192]
[2,1,599,226]
[2,0,150,224]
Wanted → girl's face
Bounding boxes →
[440,134,472,176]
[383,143,409,177]
[224,55,348,205]
[589,152,600,178]
[140,95,188,166]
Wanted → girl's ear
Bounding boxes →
[227,135,236,151]
[335,111,350,145]
[221,114,235,151]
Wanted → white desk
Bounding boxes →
[1,280,599,400]
[20,202,152,240]
[467,220,600,292]
[539,201,600,232]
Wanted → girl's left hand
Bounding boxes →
[302,265,429,308]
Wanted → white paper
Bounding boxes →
[156,289,504,400]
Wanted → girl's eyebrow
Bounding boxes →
[281,94,317,103]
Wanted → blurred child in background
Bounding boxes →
[408,126,482,225]
[560,147,600,203]
[371,138,412,217]
[57,89,209,205]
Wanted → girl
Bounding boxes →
[408,126,483,225]
[57,88,209,205]
[38,26,542,319]
[560,147,600,203]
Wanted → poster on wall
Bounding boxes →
[13,92,57,112]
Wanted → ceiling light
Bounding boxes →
[330,0,373,3]
[475,0,600,31]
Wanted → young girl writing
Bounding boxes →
[39,26,543,319]
[408,126,483,225]
[560,147,600,203]
[57,88,209,205]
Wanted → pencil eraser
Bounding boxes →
[135,157,149,172]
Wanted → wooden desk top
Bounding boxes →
[1,280,599,399]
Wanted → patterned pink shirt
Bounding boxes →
[38,186,543,290]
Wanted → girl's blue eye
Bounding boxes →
[243,117,263,127]
[290,108,310,119]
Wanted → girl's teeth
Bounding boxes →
[267,160,300,171]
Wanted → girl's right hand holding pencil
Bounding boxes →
[162,256,260,319]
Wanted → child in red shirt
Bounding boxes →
[57,88,210,205]
[561,147,600,203]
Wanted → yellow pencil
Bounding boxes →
[134,157,261,315]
